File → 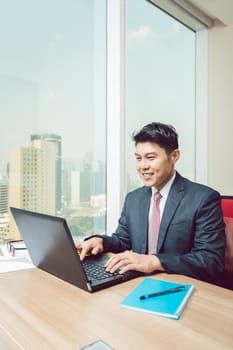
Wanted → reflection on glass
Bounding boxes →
[0,0,107,244]
[126,0,196,191]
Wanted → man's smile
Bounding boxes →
[141,172,154,178]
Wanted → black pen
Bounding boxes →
[139,286,185,300]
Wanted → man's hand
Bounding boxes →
[76,237,104,261]
[105,250,164,274]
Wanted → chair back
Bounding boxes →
[221,196,233,290]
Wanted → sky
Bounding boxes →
[0,0,106,175]
[126,0,196,182]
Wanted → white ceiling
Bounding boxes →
[188,0,233,25]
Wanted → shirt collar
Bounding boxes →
[151,171,176,199]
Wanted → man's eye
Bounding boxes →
[148,157,155,160]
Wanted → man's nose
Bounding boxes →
[140,159,149,169]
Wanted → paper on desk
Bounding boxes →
[0,245,35,273]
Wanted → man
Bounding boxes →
[77,122,226,285]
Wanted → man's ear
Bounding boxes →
[171,149,180,163]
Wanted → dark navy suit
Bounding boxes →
[102,172,226,286]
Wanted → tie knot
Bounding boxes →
[154,191,162,201]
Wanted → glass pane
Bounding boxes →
[126,0,196,191]
[0,0,107,244]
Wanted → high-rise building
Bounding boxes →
[0,178,8,215]
[80,157,106,203]
[8,136,61,240]
[62,159,80,207]
[0,177,9,243]
[9,135,62,215]
[94,160,106,195]
[0,216,9,244]
[80,159,94,203]
[31,134,62,214]
[71,170,80,207]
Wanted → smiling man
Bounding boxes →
[77,122,226,286]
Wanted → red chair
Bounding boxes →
[221,196,233,290]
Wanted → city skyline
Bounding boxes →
[0,132,107,244]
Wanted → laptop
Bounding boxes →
[10,207,140,292]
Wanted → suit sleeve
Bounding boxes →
[156,190,226,286]
[101,194,132,253]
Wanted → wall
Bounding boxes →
[208,20,233,195]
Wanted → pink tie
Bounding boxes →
[148,192,162,254]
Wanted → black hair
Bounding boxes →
[132,122,179,154]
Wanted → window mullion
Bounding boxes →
[106,0,126,234]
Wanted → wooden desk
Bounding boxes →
[0,269,232,350]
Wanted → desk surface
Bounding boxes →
[0,268,232,350]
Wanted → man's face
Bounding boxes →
[135,142,180,190]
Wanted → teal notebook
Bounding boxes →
[120,278,194,320]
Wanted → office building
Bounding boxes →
[94,160,106,196]
[0,177,9,243]
[9,138,59,215]
[0,178,8,215]
[31,134,62,214]
[80,157,95,203]
[71,170,80,207]
[0,215,9,244]
[8,137,60,240]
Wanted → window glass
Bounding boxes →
[126,0,196,191]
[0,0,106,243]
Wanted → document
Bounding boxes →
[120,277,194,320]
[80,340,113,350]
[0,245,34,273]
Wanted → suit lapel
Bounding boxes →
[157,174,185,252]
[138,187,151,253]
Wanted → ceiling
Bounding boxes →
[188,0,233,25]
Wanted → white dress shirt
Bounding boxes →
[149,171,176,221]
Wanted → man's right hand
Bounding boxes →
[75,237,104,261]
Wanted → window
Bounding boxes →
[126,0,196,191]
[0,0,208,242]
[0,0,106,243]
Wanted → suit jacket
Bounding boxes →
[102,172,226,286]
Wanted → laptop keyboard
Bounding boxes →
[82,261,120,280]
